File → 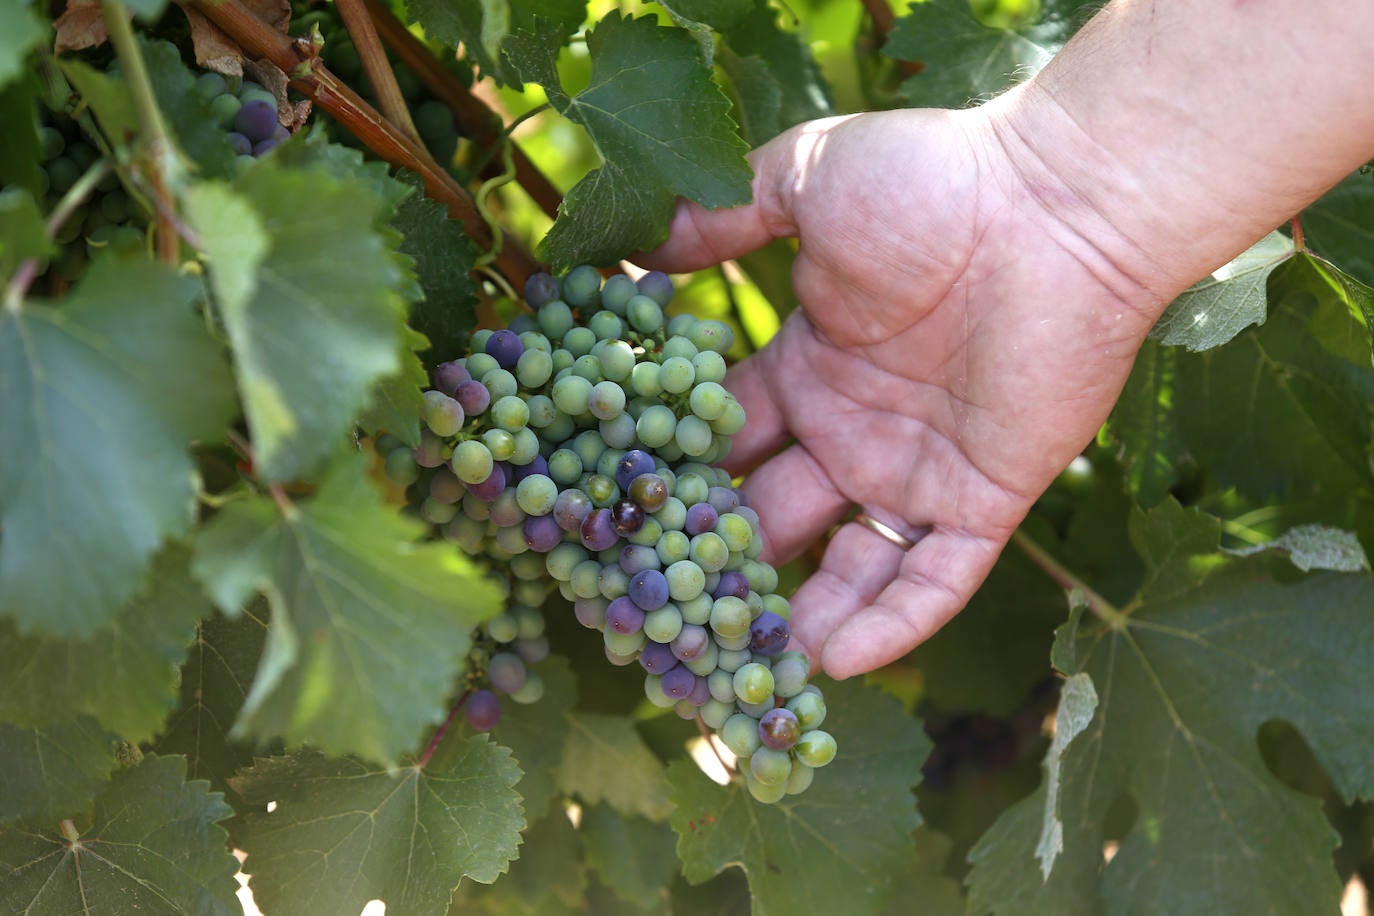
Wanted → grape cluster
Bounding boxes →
[378,266,837,803]
[191,71,291,161]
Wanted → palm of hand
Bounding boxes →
[648,110,1162,676]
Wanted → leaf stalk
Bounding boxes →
[1011,529,1128,630]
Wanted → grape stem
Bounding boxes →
[417,689,472,769]
[1289,215,1306,251]
[334,0,420,143]
[3,158,113,310]
[101,0,181,264]
[360,0,565,220]
[1010,529,1128,629]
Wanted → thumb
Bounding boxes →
[635,115,856,272]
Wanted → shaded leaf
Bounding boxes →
[671,678,929,915]
[0,0,46,90]
[0,186,52,279]
[1102,339,1184,506]
[1304,169,1374,289]
[491,656,577,825]
[359,325,430,447]
[1150,230,1294,351]
[506,13,751,268]
[0,546,210,743]
[392,172,481,363]
[580,804,677,909]
[0,755,241,914]
[558,711,673,821]
[0,259,234,635]
[0,717,116,825]
[192,453,501,762]
[231,738,524,914]
[406,0,585,87]
[453,801,587,913]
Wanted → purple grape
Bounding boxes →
[707,486,741,514]
[515,635,549,664]
[574,597,607,630]
[758,708,801,750]
[512,455,549,483]
[524,272,560,307]
[468,465,507,501]
[433,361,471,395]
[465,690,501,731]
[488,490,523,527]
[749,611,791,656]
[713,570,750,601]
[684,503,718,536]
[485,329,524,370]
[488,652,527,694]
[580,508,618,550]
[455,379,491,415]
[636,270,674,306]
[429,470,466,504]
[227,131,252,155]
[234,99,278,143]
[661,664,696,699]
[554,489,593,532]
[615,449,656,490]
[619,544,660,576]
[611,499,645,536]
[606,596,645,634]
[628,569,669,611]
[686,676,712,707]
[627,473,668,511]
[253,137,280,156]
[639,641,677,674]
[523,515,562,552]
[670,624,709,661]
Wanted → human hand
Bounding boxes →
[639,108,1171,678]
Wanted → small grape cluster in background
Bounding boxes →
[375,266,838,803]
[191,70,291,161]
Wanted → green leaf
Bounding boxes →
[967,511,1374,914]
[392,173,481,362]
[1227,523,1370,573]
[192,452,501,762]
[886,0,1093,109]
[193,158,410,483]
[0,0,46,91]
[154,604,271,789]
[506,12,752,268]
[407,0,586,87]
[670,678,930,915]
[0,755,241,915]
[0,75,42,197]
[0,186,52,280]
[558,711,673,821]
[1032,672,1097,880]
[0,258,235,636]
[1102,339,1185,506]
[231,738,525,914]
[1150,230,1294,351]
[1127,498,1224,605]
[359,326,430,447]
[1304,169,1374,289]
[877,828,969,916]
[0,546,209,743]
[0,717,116,825]
[491,656,577,825]
[1273,251,1374,364]
[580,804,677,909]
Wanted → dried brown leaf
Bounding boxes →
[54,0,109,54]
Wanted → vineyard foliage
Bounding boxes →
[1,0,1372,913]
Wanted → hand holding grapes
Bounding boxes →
[641,107,1165,678]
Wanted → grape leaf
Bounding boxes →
[1032,672,1097,880]
[505,12,752,268]
[0,186,51,279]
[230,737,525,914]
[1273,250,1374,364]
[392,173,481,363]
[405,0,585,87]
[0,546,208,743]
[0,0,46,91]
[579,803,677,909]
[191,157,410,483]
[154,604,270,789]
[1102,339,1185,506]
[966,505,1374,914]
[0,259,235,636]
[192,452,501,763]
[1150,230,1294,351]
[360,325,430,448]
[491,656,577,825]
[0,717,116,825]
[0,755,241,915]
[1227,523,1370,573]
[453,802,587,913]
[557,711,673,821]
[0,76,42,197]
[670,678,930,915]
[886,0,1093,109]
[876,828,969,915]
[1304,169,1374,289]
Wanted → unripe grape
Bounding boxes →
[794,730,837,768]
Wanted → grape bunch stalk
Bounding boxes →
[376,265,838,803]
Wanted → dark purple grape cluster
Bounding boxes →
[375,265,837,802]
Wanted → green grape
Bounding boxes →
[771,653,811,698]
[722,713,761,758]
[588,310,623,340]
[692,350,728,384]
[511,427,540,464]
[711,596,752,639]
[562,264,602,307]
[545,543,588,580]
[675,415,714,456]
[630,361,663,397]
[552,374,593,415]
[690,532,729,572]
[688,381,729,420]
[712,398,748,435]
[656,530,691,565]
[483,368,519,400]
[716,513,755,552]
[588,381,626,420]
[665,559,705,601]
[483,428,516,461]
[571,354,604,383]
[636,405,677,448]
[509,670,545,704]
[626,294,664,333]
[422,389,465,437]
[491,395,530,431]
[515,474,558,516]
[604,628,646,656]
[599,340,636,381]
[570,560,602,599]
[785,691,826,729]
[794,730,837,768]
[654,496,687,532]
[708,668,736,703]
[679,592,713,626]
[451,439,495,484]
[688,319,735,353]
[700,698,733,729]
[746,770,787,804]
[732,662,775,705]
[548,448,583,484]
[643,604,684,643]
[750,747,792,786]
[785,762,815,795]
[526,394,557,428]
[466,350,499,378]
[600,273,637,314]
[538,300,575,339]
[384,447,420,486]
[660,356,696,394]
[563,326,597,357]
[662,336,697,360]
[516,348,554,388]
[486,613,519,642]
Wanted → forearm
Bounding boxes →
[983,0,1374,309]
